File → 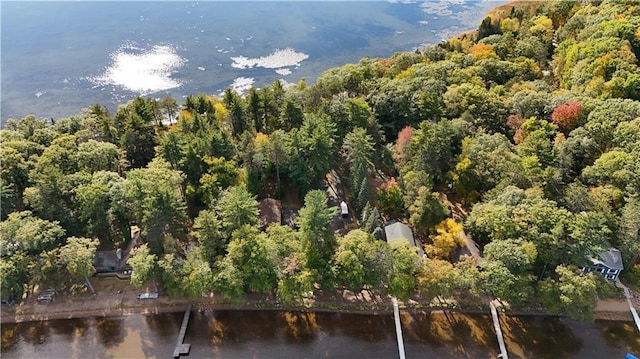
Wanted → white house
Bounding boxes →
[583,247,624,281]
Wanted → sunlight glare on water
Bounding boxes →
[90,44,186,95]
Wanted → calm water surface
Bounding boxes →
[2,310,639,358]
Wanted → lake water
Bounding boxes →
[2,310,639,358]
[1,1,501,123]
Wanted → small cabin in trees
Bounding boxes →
[583,247,624,281]
[384,220,425,257]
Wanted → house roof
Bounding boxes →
[384,220,425,256]
[588,247,624,270]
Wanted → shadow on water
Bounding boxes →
[597,320,640,354]
[195,310,281,346]
[501,315,582,359]
[1,323,21,352]
[20,321,51,345]
[143,311,182,337]
[282,311,319,343]
[401,311,496,358]
[50,318,89,342]
[94,317,125,348]
[318,312,394,342]
[3,310,639,358]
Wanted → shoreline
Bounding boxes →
[1,295,634,325]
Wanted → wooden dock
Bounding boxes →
[490,301,509,359]
[392,297,406,359]
[173,302,193,358]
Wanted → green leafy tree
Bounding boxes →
[333,229,392,291]
[288,114,336,192]
[263,224,301,271]
[59,236,99,278]
[181,248,213,297]
[215,186,258,235]
[0,255,28,302]
[406,120,458,184]
[192,209,225,265]
[0,146,30,212]
[479,259,534,305]
[122,158,188,254]
[409,187,449,235]
[483,239,537,275]
[77,140,122,174]
[128,244,157,288]
[212,256,244,300]
[0,211,65,256]
[279,98,304,131]
[567,211,612,264]
[199,156,239,205]
[388,239,421,300]
[451,133,522,201]
[342,128,375,215]
[74,171,124,243]
[226,225,277,294]
[118,108,157,169]
[539,265,598,321]
[161,96,179,125]
[297,190,338,288]
[417,257,462,304]
[157,253,184,296]
[57,236,98,294]
[582,150,635,191]
[277,255,315,305]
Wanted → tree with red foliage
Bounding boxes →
[551,101,582,131]
[376,178,406,220]
[393,126,414,167]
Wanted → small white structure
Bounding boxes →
[583,247,624,281]
[384,220,425,257]
[340,201,348,217]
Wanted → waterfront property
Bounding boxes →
[583,247,624,281]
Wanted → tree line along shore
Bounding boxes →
[2,0,640,323]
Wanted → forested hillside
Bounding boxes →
[2,0,639,320]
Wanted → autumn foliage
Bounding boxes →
[551,101,582,131]
[393,126,414,166]
[376,178,405,220]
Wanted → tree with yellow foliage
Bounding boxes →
[425,218,465,260]
[470,43,497,60]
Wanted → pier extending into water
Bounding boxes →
[490,301,509,359]
[392,297,406,359]
[173,302,193,358]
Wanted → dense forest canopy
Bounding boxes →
[2,0,639,321]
